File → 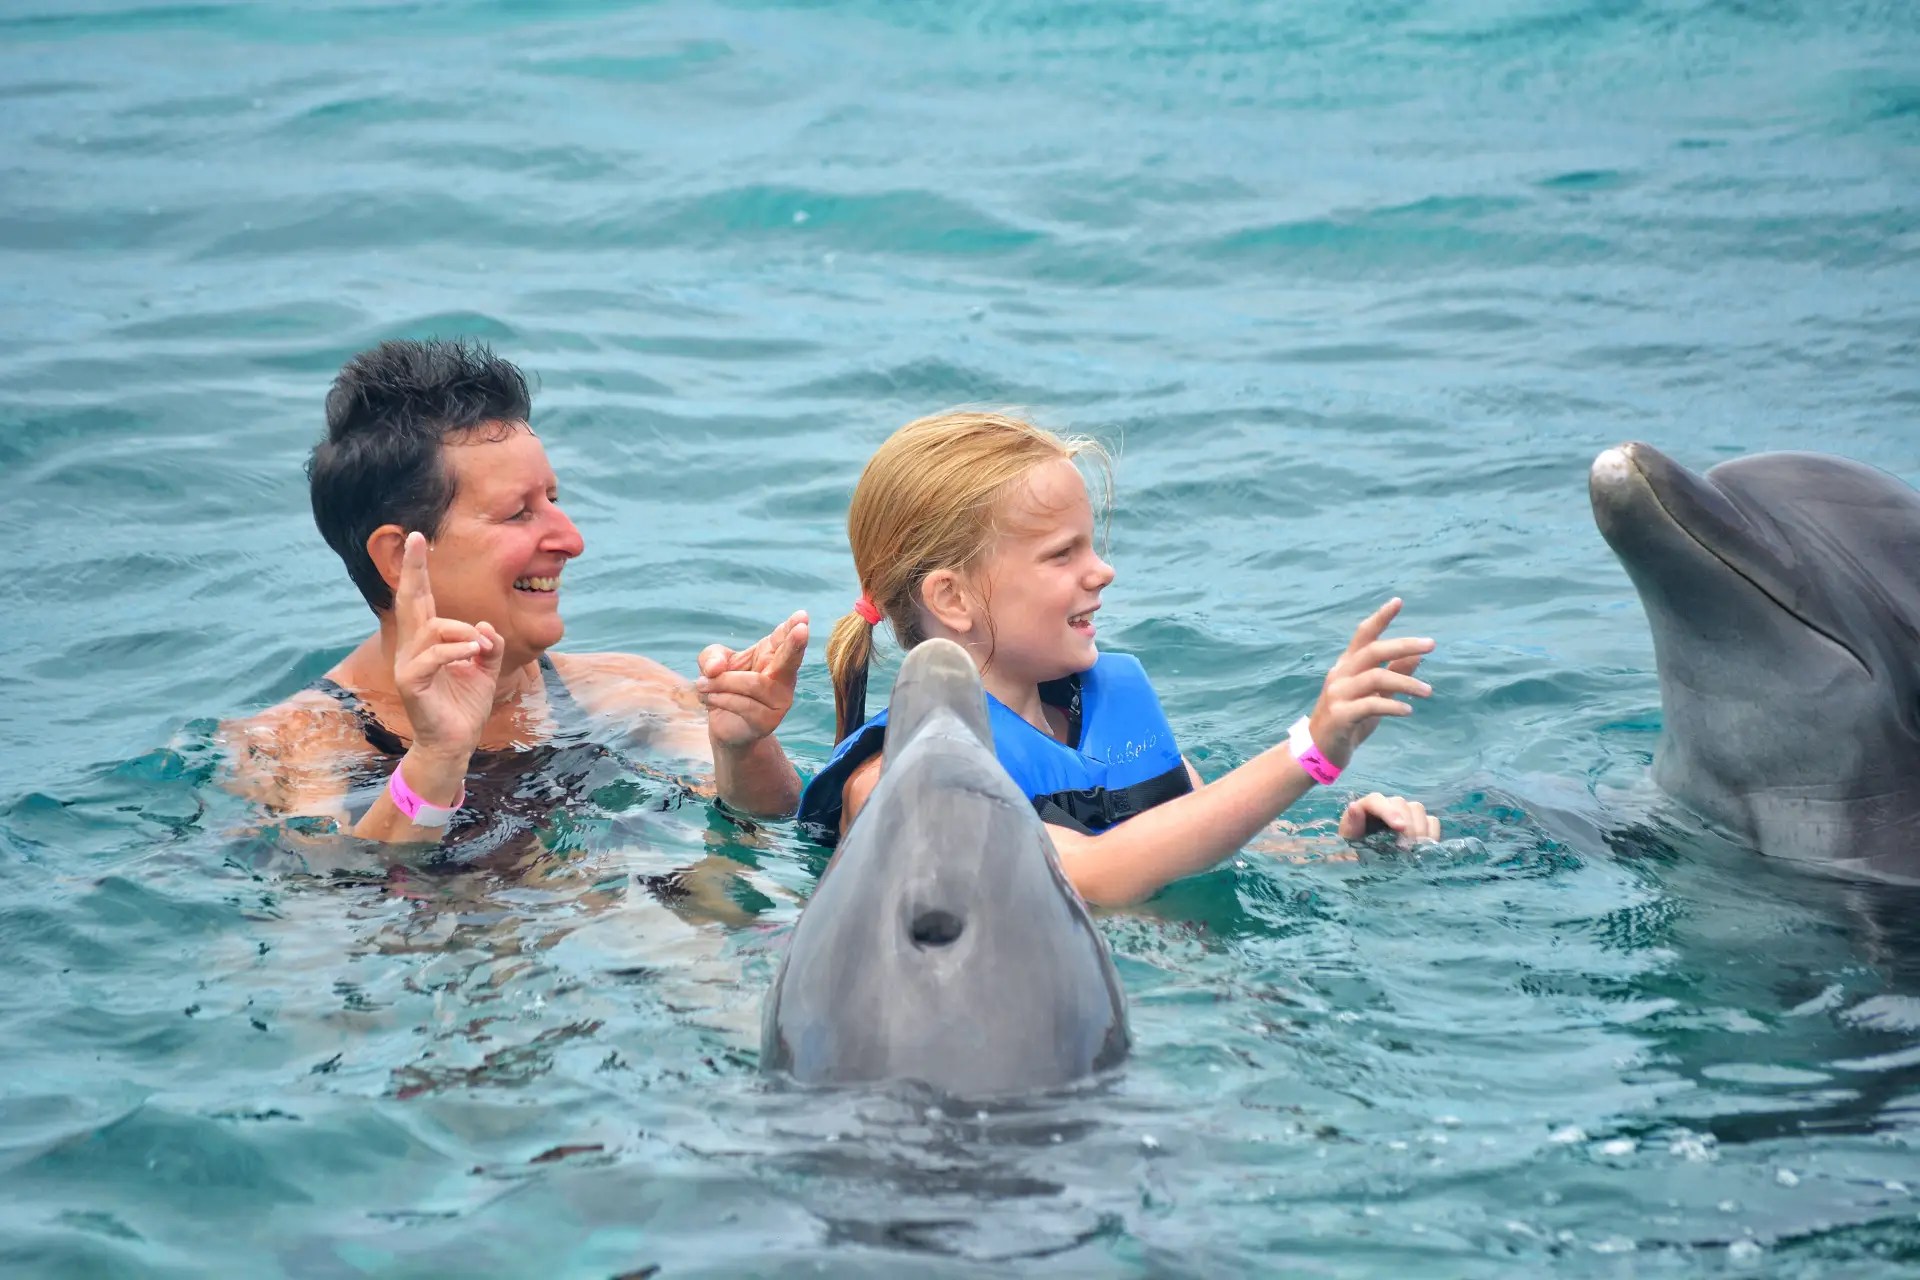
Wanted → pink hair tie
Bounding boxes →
[852,594,882,626]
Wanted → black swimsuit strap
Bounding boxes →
[533,652,584,722]
[313,654,573,758]
[308,655,711,831]
[310,678,407,756]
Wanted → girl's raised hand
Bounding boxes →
[1305,597,1434,768]
[391,530,505,756]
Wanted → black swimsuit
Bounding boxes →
[311,655,698,871]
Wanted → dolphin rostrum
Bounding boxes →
[761,638,1131,1094]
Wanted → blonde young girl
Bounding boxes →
[795,411,1441,907]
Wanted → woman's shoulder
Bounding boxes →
[549,650,694,716]
[222,686,362,752]
[551,649,682,682]
[217,687,368,810]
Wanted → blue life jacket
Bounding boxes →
[796,651,1192,847]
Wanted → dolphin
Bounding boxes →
[761,638,1130,1095]
[1588,441,1920,879]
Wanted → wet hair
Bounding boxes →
[825,409,1110,743]
[308,338,533,612]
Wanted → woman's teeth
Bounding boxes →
[514,576,559,592]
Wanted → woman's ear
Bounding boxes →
[365,524,409,601]
[918,568,976,635]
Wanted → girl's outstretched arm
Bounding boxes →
[1054,599,1434,906]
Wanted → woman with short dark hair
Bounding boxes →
[223,338,806,851]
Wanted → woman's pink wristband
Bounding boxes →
[388,764,465,829]
[1287,716,1342,786]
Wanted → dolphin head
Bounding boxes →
[1590,442,1920,866]
[762,638,1130,1096]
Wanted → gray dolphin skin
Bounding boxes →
[761,638,1130,1095]
[1589,441,1920,878]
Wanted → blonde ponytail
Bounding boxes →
[825,608,876,744]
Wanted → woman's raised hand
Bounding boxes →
[391,530,505,757]
[696,610,809,751]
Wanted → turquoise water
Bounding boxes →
[5,0,1920,1273]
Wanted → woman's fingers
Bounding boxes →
[701,692,780,741]
[698,611,811,683]
[394,531,437,637]
[405,617,490,651]
[769,615,809,682]
[403,638,490,677]
[696,670,784,703]
[701,691,768,716]
[474,621,504,678]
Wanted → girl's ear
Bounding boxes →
[918,568,976,635]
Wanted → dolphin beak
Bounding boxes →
[1589,441,1755,565]
[1589,442,1862,665]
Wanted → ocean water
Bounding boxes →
[4,0,1919,1274]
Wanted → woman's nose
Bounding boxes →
[548,508,586,558]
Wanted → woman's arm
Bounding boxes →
[562,609,809,820]
[695,610,809,818]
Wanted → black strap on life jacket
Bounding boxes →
[1032,760,1194,835]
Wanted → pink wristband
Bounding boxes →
[388,765,465,828]
[1287,716,1342,786]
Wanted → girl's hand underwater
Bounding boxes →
[696,610,810,750]
[1337,792,1440,843]
[1306,597,1434,769]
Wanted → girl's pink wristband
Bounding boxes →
[388,765,465,828]
[1286,716,1342,786]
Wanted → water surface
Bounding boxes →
[4,0,1919,1274]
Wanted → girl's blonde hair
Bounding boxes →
[826,409,1110,744]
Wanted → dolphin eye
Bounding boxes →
[910,909,964,947]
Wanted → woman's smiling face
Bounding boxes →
[416,423,585,666]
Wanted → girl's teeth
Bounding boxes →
[515,576,559,591]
